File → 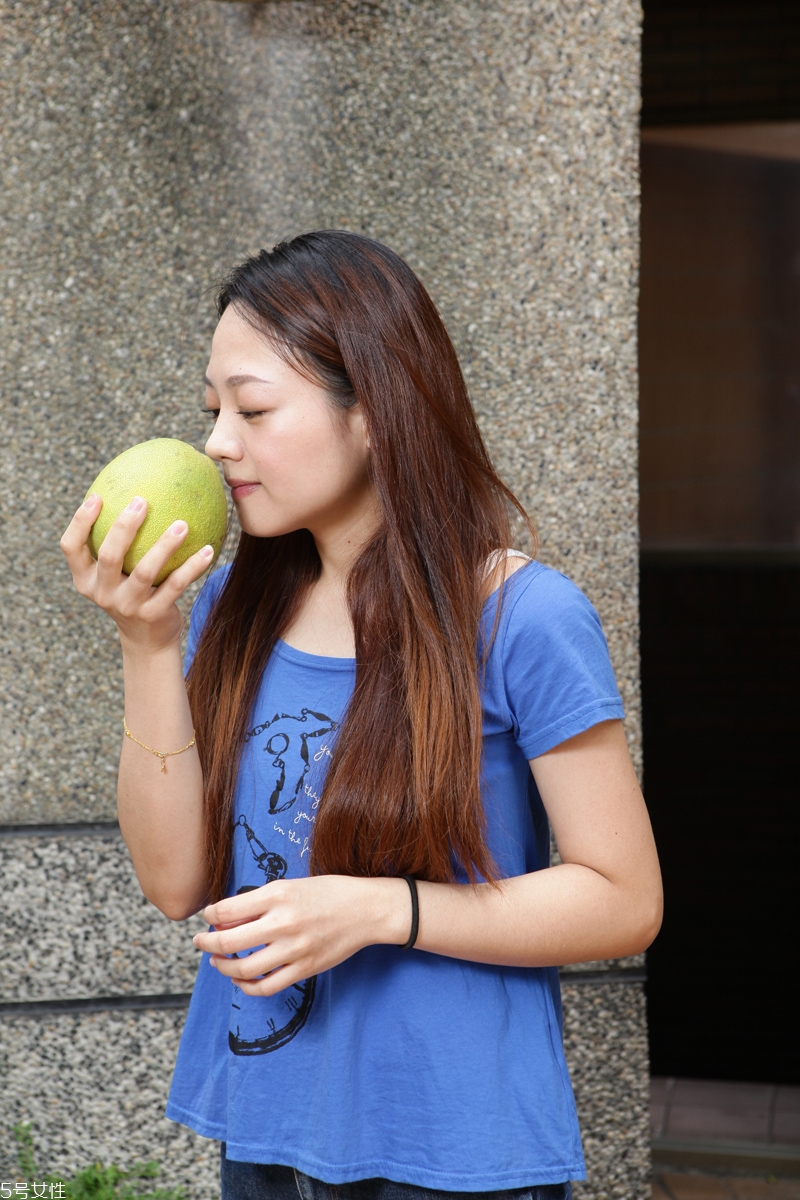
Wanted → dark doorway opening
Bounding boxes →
[639,118,800,1085]
[641,554,799,1085]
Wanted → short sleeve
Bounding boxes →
[492,563,625,759]
[183,566,230,676]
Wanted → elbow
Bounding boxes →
[128,858,209,921]
[626,886,664,955]
[141,882,207,923]
[157,898,205,923]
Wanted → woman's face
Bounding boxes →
[204,305,375,543]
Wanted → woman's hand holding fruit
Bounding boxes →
[60,492,214,656]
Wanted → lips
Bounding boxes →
[226,478,260,500]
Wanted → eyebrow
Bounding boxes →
[203,373,274,390]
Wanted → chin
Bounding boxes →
[238,514,303,540]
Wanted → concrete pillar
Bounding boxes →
[0,2,645,1196]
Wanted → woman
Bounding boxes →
[61,231,662,1200]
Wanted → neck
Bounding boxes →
[310,493,382,588]
[280,496,381,659]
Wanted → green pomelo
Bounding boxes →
[86,438,228,586]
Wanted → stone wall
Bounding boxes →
[0,2,645,1197]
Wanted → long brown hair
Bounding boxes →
[187,231,536,901]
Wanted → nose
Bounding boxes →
[204,413,243,464]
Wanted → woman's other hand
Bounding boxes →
[60,492,214,654]
[195,875,410,996]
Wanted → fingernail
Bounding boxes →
[200,544,214,559]
[192,935,200,947]
[171,520,188,536]
[83,493,97,508]
[126,496,145,514]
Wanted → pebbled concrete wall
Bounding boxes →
[0,2,644,1198]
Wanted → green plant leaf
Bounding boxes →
[14,1123,38,1179]
[9,1126,184,1200]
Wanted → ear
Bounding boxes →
[348,404,370,452]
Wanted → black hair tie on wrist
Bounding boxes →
[400,875,419,950]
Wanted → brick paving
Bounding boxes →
[650,1079,800,1199]
[651,1079,800,1146]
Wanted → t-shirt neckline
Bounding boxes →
[273,638,358,669]
[276,558,537,665]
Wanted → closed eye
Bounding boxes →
[201,407,270,422]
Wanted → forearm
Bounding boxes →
[198,724,662,990]
[118,639,208,920]
[412,862,662,968]
[196,862,662,998]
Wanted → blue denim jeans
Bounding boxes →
[220,1145,572,1200]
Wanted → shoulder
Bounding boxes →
[482,557,614,684]
[480,549,532,605]
[484,562,624,757]
[491,559,604,641]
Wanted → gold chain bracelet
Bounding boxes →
[123,717,196,774]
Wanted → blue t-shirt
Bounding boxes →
[166,560,624,1189]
